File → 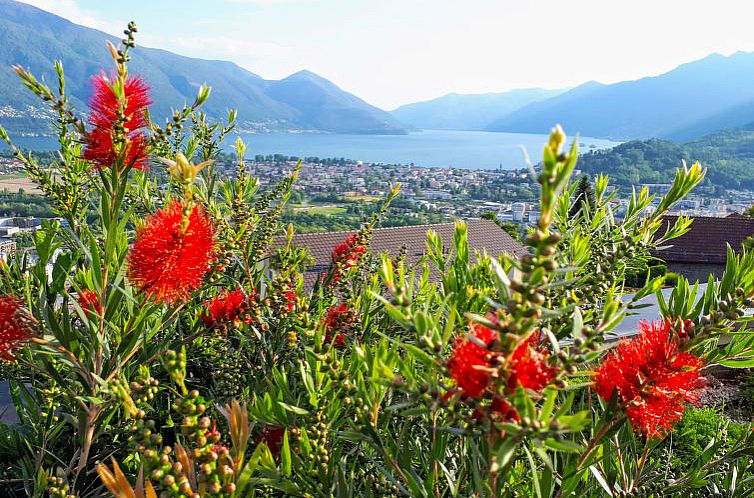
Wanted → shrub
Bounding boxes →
[625,259,667,288]
[671,408,747,464]
[0,24,751,498]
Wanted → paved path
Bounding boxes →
[609,285,684,340]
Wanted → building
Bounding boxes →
[653,215,754,282]
[279,220,527,289]
[511,202,526,222]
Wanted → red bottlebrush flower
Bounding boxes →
[330,234,367,285]
[508,334,556,392]
[202,289,247,328]
[83,73,152,170]
[472,395,522,424]
[0,296,33,361]
[205,422,230,455]
[257,426,286,457]
[269,282,296,315]
[593,320,706,438]
[324,303,348,328]
[323,303,358,347]
[205,421,222,444]
[127,200,216,303]
[332,234,366,266]
[668,317,695,339]
[491,396,521,423]
[448,323,498,398]
[283,291,296,313]
[78,289,102,317]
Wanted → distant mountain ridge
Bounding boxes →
[393,52,754,142]
[486,52,754,141]
[390,88,565,131]
[0,0,407,135]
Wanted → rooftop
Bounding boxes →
[654,215,754,264]
[280,219,527,288]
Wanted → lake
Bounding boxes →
[3,129,619,170]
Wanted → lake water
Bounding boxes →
[3,129,619,170]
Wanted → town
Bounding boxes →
[2,152,754,239]
[241,154,754,229]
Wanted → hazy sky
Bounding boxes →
[18,0,754,109]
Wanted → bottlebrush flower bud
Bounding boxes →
[160,152,212,185]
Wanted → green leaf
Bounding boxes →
[524,445,542,498]
[543,438,583,453]
[33,219,61,264]
[589,465,614,496]
[280,430,291,477]
[572,307,584,338]
[490,436,519,473]
[718,357,754,368]
[277,402,308,416]
[51,251,80,294]
[540,388,558,422]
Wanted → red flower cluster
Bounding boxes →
[449,324,555,398]
[332,234,366,266]
[127,200,216,303]
[201,289,249,328]
[448,323,498,398]
[78,289,102,317]
[257,426,286,457]
[472,395,522,424]
[83,73,152,170]
[283,291,296,312]
[0,296,33,361]
[491,396,521,422]
[274,283,296,313]
[204,422,230,456]
[508,335,556,392]
[593,320,706,438]
[671,317,696,339]
[330,234,366,284]
[323,303,359,347]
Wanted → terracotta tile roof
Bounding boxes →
[653,215,754,264]
[278,220,527,288]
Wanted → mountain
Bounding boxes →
[390,88,565,131]
[486,52,754,141]
[265,70,407,134]
[0,0,406,135]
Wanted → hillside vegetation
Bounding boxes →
[577,125,754,190]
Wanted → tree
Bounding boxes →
[569,175,596,219]
[499,221,521,240]
[480,211,499,224]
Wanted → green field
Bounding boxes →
[291,204,347,216]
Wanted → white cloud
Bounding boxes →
[17,0,123,35]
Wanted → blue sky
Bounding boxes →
[19,0,754,109]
